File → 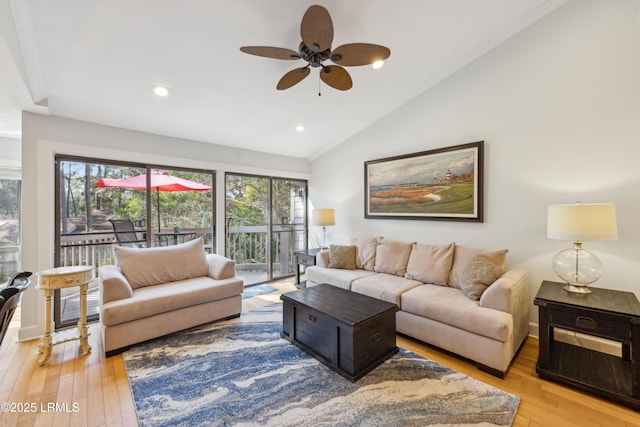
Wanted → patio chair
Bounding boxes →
[109,219,147,248]
[0,271,32,348]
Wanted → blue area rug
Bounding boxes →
[241,285,278,300]
[123,304,520,426]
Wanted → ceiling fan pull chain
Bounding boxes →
[318,74,322,96]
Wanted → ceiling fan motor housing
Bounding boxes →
[299,42,331,67]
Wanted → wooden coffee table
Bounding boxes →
[280,283,399,381]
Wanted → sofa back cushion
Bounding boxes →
[405,243,455,286]
[114,238,209,289]
[449,245,508,289]
[328,245,357,270]
[373,239,415,277]
[350,237,379,271]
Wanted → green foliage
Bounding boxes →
[0,179,19,217]
[60,161,214,233]
[57,160,307,271]
[225,175,268,226]
[225,175,306,266]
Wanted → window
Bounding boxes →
[55,156,215,328]
[0,178,20,285]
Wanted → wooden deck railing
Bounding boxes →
[59,229,214,270]
[227,224,305,275]
[57,225,304,276]
[54,225,305,326]
[60,232,118,269]
[0,245,20,283]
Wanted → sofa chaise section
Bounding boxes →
[397,267,529,376]
[99,238,243,355]
[305,238,529,377]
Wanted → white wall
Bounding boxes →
[19,112,310,340]
[309,0,640,334]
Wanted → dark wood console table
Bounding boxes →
[534,280,640,411]
[293,248,321,287]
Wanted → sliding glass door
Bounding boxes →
[226,174,307,285]
[225,175,270,285]
[271,178,307,280]
[55,156,215,329]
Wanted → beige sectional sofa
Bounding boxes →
[99,238,243,355]
[305,238,529,377]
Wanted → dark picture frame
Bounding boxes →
[364,141,484,222]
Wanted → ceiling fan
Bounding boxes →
[240,5,391,92]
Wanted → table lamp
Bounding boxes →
[312,209,335,249]
[547,202,618,293]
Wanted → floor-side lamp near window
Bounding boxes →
[312,209,335,249]
[546,202,618,293]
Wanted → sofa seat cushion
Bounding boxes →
[101,276,243,327]
[400,284,512,342]
[351,274,423,305]
[305,266,376,290]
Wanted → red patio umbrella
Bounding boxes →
[95,171,212,231]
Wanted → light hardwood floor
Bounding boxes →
[1,278,638,426]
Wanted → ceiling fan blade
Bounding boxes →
[320,65,352,91]
[277,67,311,90]
[301,5,333,53]
[240,46,301,60]
[330,43,391,66]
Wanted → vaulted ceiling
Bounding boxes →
[0,0,566,159]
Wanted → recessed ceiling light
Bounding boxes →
[296,124,305,132]
[372,60,385,70]
[153,86,169,97]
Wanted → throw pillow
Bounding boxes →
[373,239,415,277]
[115,238,208,289]
[458,255,505,300]
[448,245,508,289]
[405,243,455,286]
[350,237,379,271]
[328,245,357,270]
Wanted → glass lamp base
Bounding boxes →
[563,283,592,294]
[552,243,602,293]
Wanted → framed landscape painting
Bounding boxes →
[364,141,484,222]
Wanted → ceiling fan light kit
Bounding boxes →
[240,5,390,92]
[153,86,169,97]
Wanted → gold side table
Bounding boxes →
[37,265,94,365]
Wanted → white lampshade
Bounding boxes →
[312,209,335,227]
[312,209,335,249]
[546,202,618,293]
[547,203,618,242]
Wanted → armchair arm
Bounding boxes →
[206,254,236,280]
[99,265,134,303]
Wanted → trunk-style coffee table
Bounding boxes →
[281,283,398,381]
